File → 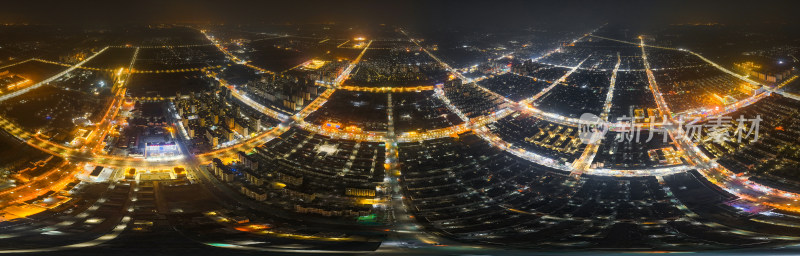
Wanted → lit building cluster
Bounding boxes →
[1,18,800,255]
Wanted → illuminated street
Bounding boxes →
[1,1,800,255]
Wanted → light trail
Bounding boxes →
[640,36,673,119]
[532,31,592,62]
[431,85,469,122]
[88,47,139,153]
[402,27,683,176]
[401,28,512,104]
[334,40,372,86]
[688,50,762,86]
[337,85,434,92]
[33,58,221,74]
[591,34,764,88]
[294,88,335,120]
[0,47,109,103]
[600,52,621,121]
[109,43,215,49]
[636,35,800,213]
[0,30,792,183]
[225,84,290,121]
[473,125,572,172]
[291,40,371,120]
[0,58,33,70]
[570,53,621,176]
[521,55,589,105]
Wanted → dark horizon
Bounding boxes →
[2,0,798,29]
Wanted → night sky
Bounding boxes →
[1,0,798,28]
